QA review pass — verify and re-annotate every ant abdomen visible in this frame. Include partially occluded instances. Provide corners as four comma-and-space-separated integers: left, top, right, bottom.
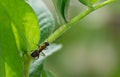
31, 50, 39, 57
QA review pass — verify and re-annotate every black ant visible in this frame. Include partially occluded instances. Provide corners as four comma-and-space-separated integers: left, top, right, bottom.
31, 42, 49, 58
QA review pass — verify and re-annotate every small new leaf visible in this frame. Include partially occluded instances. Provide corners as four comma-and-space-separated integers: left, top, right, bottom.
90, 0, 99, 4
78, 0, 98, 8
28, 0, 55, 44
52, 0, 70, 23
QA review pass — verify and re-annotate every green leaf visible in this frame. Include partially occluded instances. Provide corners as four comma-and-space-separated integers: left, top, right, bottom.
78, 0, 98, 8
0, 46, 5, 77
78, 0, 93, 8
41, 70, 47, 77
0, 0, 40, 76
0, 0, 40, 53
90, 0, 99, 4
29, 60, 45, 77
52, 0, 70, 23
0, 5, 24, 77
60, 0, 70, 22
28, 0, 55, 44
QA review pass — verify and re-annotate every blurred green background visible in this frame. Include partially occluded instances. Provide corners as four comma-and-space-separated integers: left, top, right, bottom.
44, 0, 120, 77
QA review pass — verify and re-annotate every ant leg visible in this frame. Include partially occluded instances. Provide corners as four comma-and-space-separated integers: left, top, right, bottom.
35, 55, 39, 60
41, 52, 46, 56
45, 47, 48, 50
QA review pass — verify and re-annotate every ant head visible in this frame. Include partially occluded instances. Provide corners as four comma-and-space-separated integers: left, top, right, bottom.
44, 42, 49, 46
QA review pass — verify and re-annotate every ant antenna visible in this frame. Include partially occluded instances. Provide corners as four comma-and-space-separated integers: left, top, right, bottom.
32, 42, 40, 48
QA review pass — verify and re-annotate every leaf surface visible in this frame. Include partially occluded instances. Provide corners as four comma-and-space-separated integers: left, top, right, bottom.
0, 5, 24, 77
52, 0, 70, 23
78, 0, 98, 8
0, 0, 40, 76
0, 45, 5, 77
0, 0, 40, 52
28, 0, 55, 44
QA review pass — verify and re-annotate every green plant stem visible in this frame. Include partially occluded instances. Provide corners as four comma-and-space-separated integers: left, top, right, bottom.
47, 0, 115, 43
24, 54, 32, 77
